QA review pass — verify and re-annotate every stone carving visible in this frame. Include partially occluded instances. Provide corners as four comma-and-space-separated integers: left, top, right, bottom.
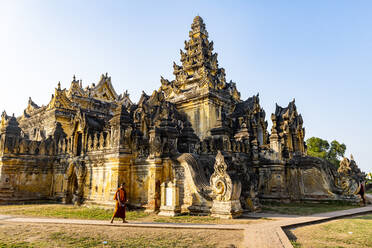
210, 151, 242, 201
336, 155, 365, 195
338, 156, 354, 175
210, 151, 232, 201
210, 151, 243, 218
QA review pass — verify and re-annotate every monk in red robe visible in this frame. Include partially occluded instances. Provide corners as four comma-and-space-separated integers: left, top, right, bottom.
110, 182, 128, 223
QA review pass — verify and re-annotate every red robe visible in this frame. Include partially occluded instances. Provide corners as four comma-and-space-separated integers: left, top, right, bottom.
112, 188, 126, 218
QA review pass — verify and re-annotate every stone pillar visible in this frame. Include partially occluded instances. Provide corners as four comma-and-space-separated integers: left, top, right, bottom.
270, 134, 282, 160
145, 158, 163, 212
82, 132, 87, 155
158, 179, 180, 216
160, 182, 166, 207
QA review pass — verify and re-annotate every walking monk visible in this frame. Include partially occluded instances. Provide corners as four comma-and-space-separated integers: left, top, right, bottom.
110, 182, 128, 223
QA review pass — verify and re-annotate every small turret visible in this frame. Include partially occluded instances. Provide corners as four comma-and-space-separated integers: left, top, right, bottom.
0, 113, 21, 154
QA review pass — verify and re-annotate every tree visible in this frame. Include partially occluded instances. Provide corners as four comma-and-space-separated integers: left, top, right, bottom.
306, 137, 346, 167
306, 137, 329, 159
327, 140, 346, 167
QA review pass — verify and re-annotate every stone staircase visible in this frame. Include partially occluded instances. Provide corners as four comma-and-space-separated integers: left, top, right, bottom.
0, 187, 14, 202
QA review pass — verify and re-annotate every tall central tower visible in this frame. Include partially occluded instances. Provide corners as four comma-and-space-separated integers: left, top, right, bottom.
159, 16, 241, 139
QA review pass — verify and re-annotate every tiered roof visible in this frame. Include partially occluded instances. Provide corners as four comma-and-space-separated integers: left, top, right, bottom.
160, 16, 240, 102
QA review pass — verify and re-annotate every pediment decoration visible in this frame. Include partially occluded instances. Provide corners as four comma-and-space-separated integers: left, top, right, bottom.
118, 90, 133, 109
24, 97, 40, 116
47, 85, 74, 111
91, 73, 118, 102
67, 76, 87, 98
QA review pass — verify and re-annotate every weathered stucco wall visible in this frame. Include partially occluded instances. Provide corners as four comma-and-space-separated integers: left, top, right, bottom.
0, 156, 54, 202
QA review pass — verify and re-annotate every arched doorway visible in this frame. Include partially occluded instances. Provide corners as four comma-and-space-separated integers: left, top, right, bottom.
65, 160, 86, 205
66, 172, 78, 203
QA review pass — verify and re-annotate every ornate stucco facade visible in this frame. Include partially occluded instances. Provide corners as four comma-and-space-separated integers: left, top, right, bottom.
0, 16, 365, 218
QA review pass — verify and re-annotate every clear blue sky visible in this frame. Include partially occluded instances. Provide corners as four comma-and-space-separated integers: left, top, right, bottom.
0, 1, 371, 172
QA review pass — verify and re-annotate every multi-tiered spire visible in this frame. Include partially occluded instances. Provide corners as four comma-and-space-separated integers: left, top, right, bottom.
160, 16, 240, 102
174, 16, 226, 90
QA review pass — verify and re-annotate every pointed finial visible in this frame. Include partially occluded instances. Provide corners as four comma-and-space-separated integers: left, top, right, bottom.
193, 15, 203, 23
57, 81, 61, 90
79, 79, 82, 88
73, 75, 76, 81
105, 72, 108, 77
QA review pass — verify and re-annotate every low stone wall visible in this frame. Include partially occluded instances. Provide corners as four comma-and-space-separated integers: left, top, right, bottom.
0, 155, 54, 202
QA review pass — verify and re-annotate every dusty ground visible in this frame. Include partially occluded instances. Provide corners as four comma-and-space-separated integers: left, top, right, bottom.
288, 214, 372, 248
0, 221, 244, 248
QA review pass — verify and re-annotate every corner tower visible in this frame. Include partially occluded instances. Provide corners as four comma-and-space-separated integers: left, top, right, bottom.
159, 16, 241, 139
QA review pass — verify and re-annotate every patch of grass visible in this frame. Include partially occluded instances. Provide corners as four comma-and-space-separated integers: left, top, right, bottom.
153, 213, 219, 224
290, 240, 302, 248
261, 201, 358, 215
291, 214, 372, 248
0, 204, 148, 221
0, 241, 34, 248
355, 214, 372, 220
366, 189, 372, 194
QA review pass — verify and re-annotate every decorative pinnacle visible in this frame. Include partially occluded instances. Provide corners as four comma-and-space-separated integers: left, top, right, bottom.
73, 75, 76, 81
57, 81, 61, 90
190, 16, 208, 37
193, 16, 204, 25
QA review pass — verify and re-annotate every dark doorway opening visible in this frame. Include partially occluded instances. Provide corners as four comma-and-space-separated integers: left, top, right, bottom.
76, 133, 82, 156
66, 173, 78, 204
